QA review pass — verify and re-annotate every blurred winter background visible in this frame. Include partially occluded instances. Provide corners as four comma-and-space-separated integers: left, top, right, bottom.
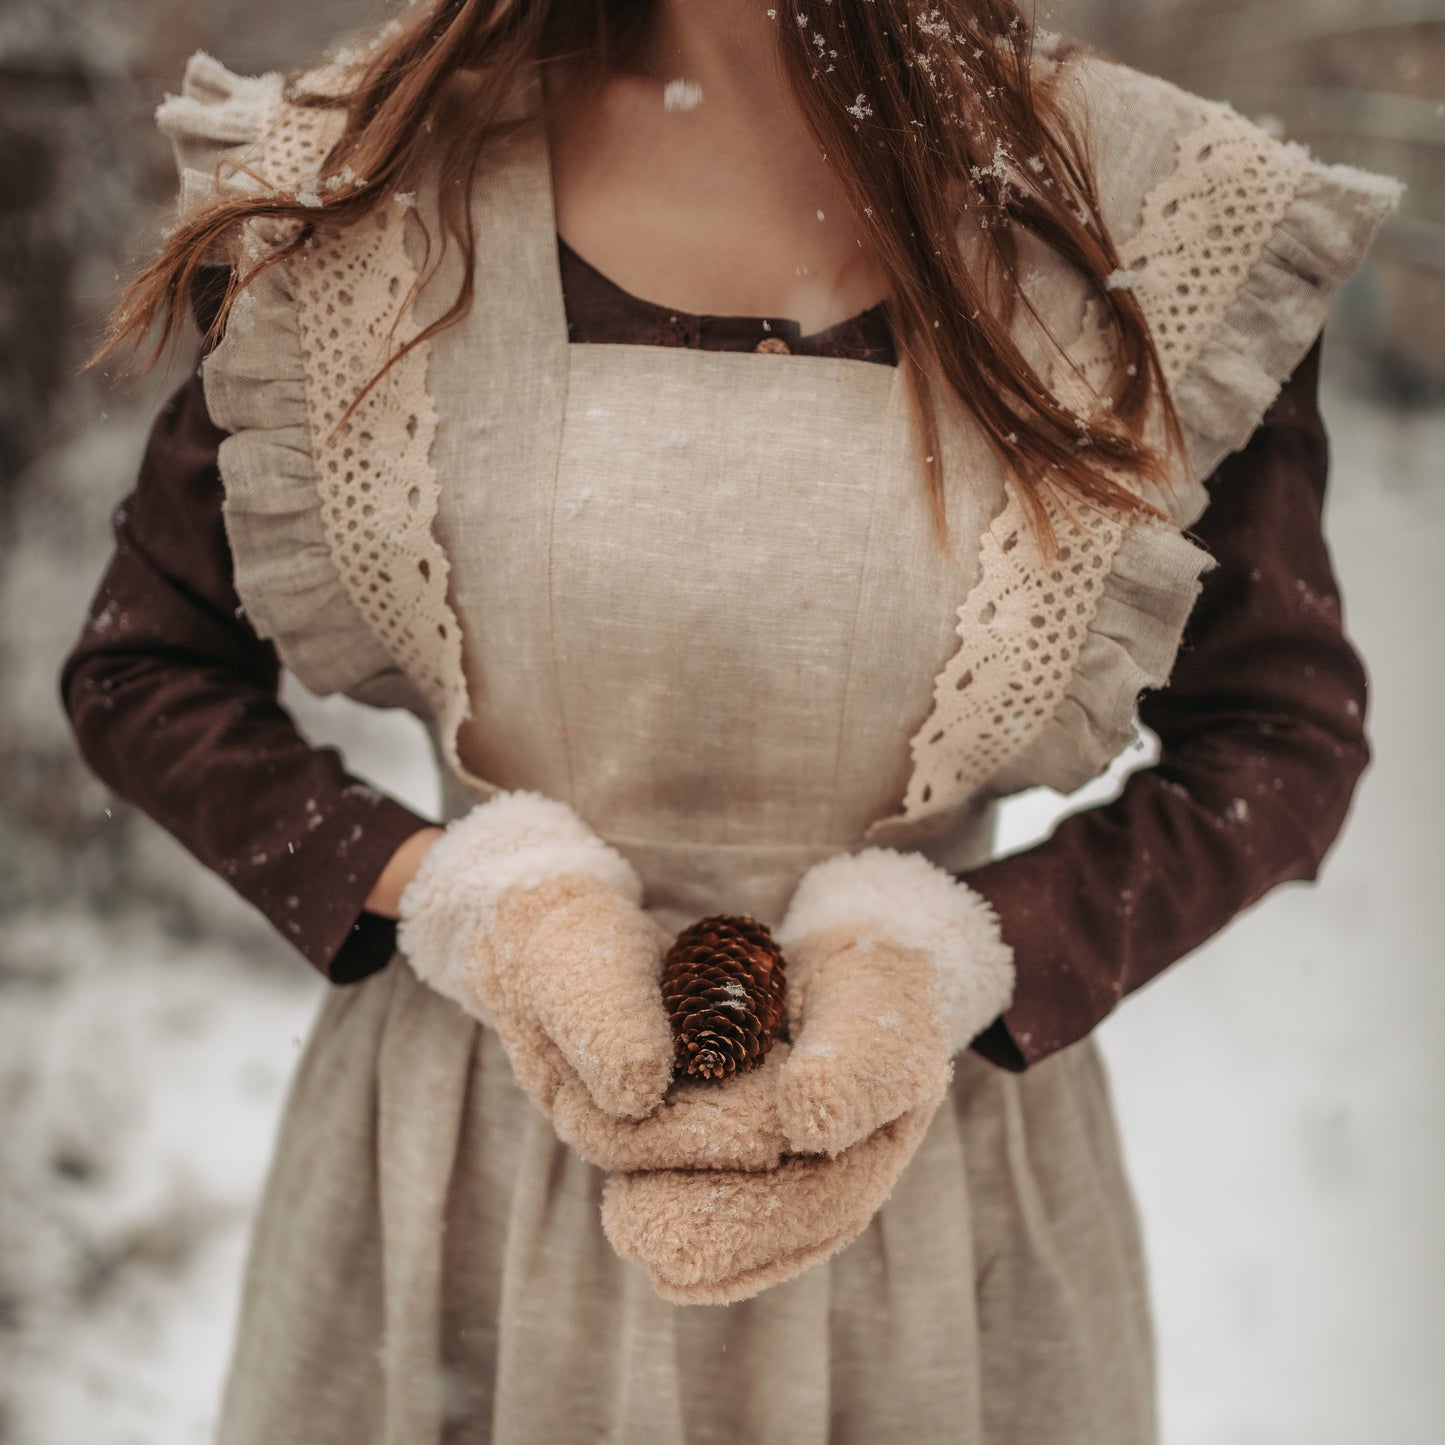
0, 0, 1441, 1439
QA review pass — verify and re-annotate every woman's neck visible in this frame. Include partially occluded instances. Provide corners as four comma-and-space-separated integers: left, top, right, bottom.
542, 1, 892, 334
629, 0, 784, 118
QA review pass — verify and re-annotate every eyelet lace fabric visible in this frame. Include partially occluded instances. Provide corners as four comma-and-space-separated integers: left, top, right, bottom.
1121, 112, 1312, 392
872, 360, 1134, 832
874, 99, 1321, 831
271, 76, 494, 792
169, 55, 496, 794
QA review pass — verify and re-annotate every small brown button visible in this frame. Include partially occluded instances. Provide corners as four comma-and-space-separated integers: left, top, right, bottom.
754, 335, 791, 354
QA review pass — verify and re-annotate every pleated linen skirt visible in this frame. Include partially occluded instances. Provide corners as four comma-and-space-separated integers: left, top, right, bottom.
215, 955, 1157, 1445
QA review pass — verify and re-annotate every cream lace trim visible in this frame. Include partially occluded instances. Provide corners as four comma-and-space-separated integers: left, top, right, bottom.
1118, 102, 1312, 394
880, 436, 1129, 829
254, 78, 491, 795
878, 101, 1310, 828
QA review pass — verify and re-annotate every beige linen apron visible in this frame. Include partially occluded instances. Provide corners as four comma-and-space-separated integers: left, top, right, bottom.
208, 89, 1158, 1445
175, 39, 1400, 1444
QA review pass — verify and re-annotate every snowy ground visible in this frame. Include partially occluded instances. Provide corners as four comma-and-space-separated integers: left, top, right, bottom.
0, 349, 1441, 1443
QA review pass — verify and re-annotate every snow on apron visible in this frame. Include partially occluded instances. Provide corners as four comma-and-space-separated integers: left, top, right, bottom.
163, 37, 1399, 1445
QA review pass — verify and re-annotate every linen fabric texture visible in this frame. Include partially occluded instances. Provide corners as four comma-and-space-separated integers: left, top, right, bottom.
66, 33, 1401, 1444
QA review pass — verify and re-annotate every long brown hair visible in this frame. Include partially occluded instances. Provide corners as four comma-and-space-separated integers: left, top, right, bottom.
96, 0, 1188, 551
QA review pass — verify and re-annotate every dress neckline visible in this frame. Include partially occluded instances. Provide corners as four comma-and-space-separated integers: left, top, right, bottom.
555, 232, 898, 366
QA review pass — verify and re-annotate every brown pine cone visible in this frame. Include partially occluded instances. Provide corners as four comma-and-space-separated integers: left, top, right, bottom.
661, 914, 789, 1082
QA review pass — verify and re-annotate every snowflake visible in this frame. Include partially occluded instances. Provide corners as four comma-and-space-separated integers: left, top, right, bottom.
663, 78, 703, 112
321, 165, 364, 192
914, 8, 953, 39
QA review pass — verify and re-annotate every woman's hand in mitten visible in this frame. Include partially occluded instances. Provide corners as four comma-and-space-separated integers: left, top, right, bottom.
771, 847, 1015, 1156
396, 790, 675, 1120
601, 1075, 947, 1306
549, 1043, 793, 1174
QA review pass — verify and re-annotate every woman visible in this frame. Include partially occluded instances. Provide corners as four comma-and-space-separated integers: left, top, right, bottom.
60, 0, 1401, 1439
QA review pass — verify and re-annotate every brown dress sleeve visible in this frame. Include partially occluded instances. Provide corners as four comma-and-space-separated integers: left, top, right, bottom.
964, 331, 1370, 1071
58, 346, 438, 983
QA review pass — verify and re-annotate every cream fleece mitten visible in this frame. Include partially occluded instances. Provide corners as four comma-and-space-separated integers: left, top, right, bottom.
771, 846, 1015, 1156
396, 790, 675, 1120
549, 1043, 793, 1174
600, 1075, 947, 1306
601, 848, 1013, 1302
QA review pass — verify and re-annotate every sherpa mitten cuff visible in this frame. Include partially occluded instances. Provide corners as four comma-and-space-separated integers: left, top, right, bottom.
396, 789, 643, 1021
774, 845, 1016, 1052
